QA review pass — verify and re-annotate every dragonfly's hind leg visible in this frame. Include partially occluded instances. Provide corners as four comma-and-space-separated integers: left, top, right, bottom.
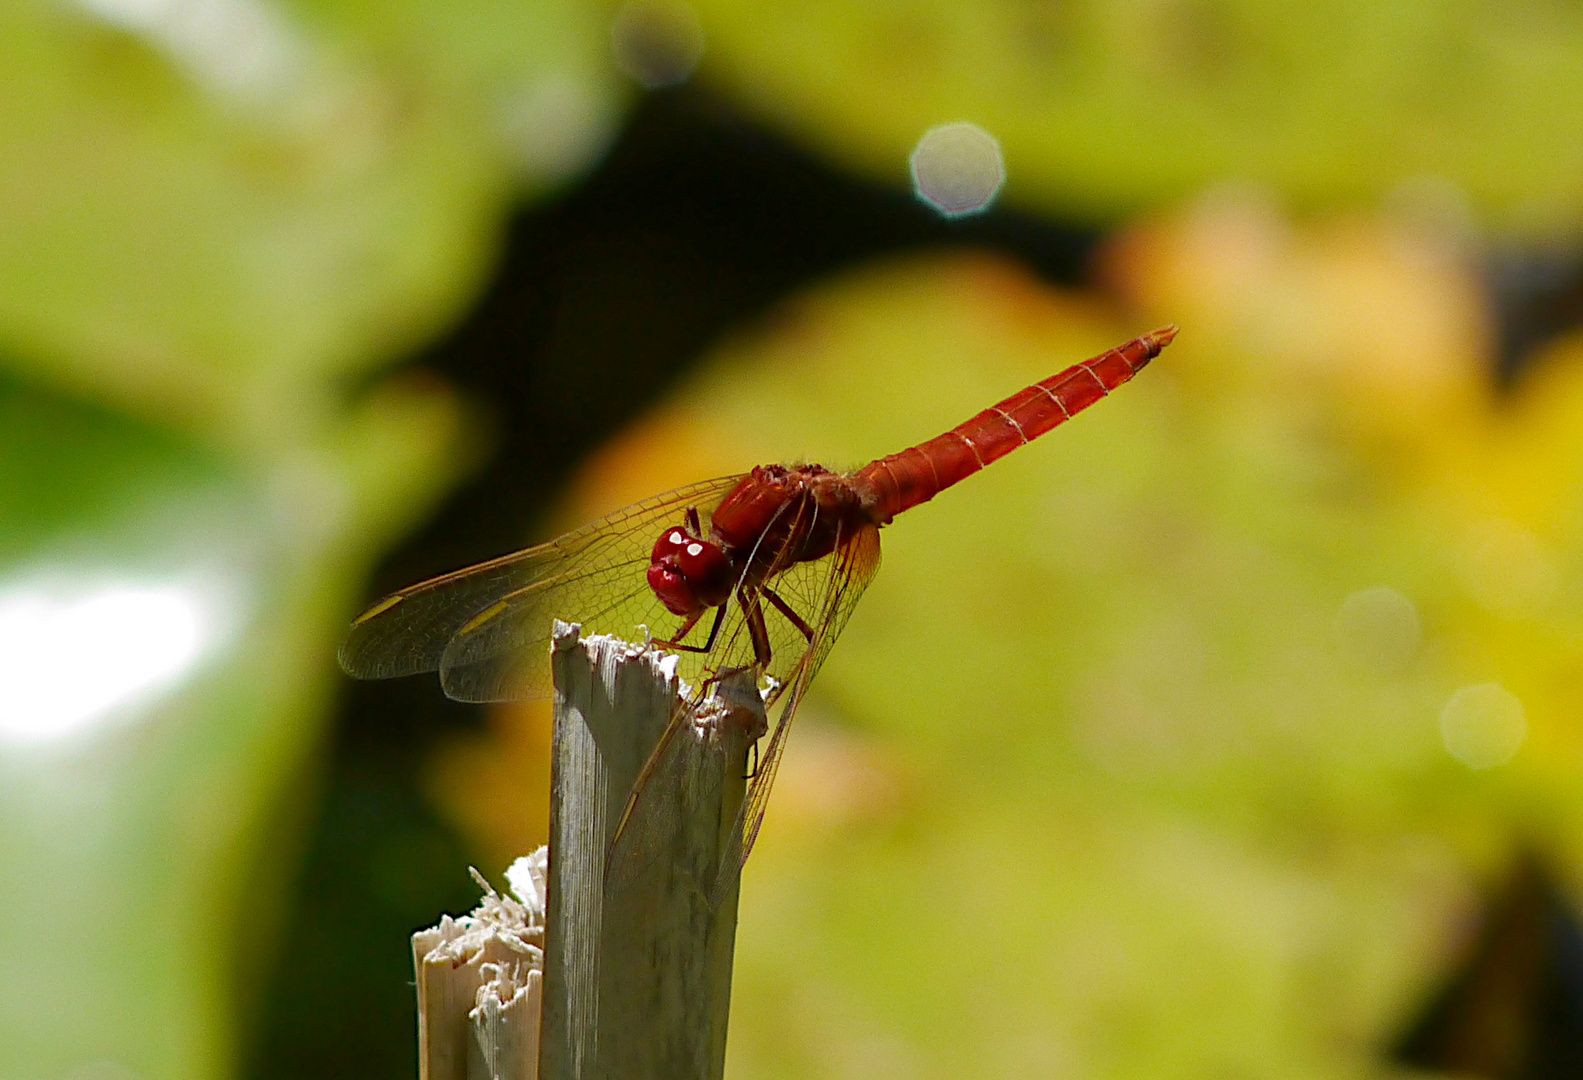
731, 588, 779, 780
739, 589, 774, 669
693, 661, 764, 780
762, 585, 816, 645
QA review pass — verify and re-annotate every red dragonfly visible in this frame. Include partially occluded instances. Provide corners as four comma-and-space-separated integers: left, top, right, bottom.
340, 327, 1175, 889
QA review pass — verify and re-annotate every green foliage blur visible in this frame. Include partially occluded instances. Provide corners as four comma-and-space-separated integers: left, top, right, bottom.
6, 1, 1583, 1079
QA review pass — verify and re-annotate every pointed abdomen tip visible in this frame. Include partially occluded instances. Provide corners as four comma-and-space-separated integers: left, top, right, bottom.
1146, 325, 1179, 351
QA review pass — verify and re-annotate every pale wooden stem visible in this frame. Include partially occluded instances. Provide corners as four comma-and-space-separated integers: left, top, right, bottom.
539, 621, 761, 1080
413, 852, 548, 1080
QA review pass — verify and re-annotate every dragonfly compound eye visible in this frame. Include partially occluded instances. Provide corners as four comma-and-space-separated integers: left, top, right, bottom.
647, 527, 734, 614
646, 560, 696, 616
675, 537, 733, 607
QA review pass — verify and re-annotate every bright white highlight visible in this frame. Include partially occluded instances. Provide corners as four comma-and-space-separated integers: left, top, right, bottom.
1440, 683, 1527, 769
0, 582, 211, 742
74, 0, 305, 102
910, 122, 1006, 218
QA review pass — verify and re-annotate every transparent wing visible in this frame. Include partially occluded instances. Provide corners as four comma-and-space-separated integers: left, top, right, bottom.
337, 476, 747, 702
711, 521, 882, 903
600, 694, 730, 897
605, 513, 882, 899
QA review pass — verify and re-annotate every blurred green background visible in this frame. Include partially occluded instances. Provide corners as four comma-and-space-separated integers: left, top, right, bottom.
7, 1, 1583, 1078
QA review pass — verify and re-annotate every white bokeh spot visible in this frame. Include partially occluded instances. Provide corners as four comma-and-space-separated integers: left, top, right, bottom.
911, 122, 1006, 218
1440, 682, 1526, 770
0, 576, 231, 743
1334, 586, 1421, 673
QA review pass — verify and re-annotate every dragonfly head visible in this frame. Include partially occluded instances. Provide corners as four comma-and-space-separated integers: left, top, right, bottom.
648, 525, 735, 616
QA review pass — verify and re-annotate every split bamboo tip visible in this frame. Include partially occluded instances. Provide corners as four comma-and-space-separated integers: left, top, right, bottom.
413, 848, 549, 1080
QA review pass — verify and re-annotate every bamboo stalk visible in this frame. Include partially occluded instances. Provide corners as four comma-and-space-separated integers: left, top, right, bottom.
413, 851, 548, 1080
539, 621, 761, 1080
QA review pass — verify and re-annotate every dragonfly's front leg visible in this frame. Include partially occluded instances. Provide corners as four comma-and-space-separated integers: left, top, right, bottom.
653, 602, 727, 655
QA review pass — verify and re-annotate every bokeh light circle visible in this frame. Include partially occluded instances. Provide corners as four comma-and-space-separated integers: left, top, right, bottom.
1440, 683, 1526, 769
910, 122, 1006, 218
611, 0, 705, 88
1334, 586, 1421, 673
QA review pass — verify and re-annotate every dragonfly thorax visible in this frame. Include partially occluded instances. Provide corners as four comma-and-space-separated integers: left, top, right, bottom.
647, 525, 735, 616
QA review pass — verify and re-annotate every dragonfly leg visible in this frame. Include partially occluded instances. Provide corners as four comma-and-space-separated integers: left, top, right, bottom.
744, 738, 760, 780
654, 602, 727, 655
698, 601, 726, 652
739, 589, 774, 669
762, 585, 816, 645
656, 609, 701, 647
696, 665, 756, 709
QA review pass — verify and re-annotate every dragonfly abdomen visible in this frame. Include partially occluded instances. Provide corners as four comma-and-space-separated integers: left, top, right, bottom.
855, 326, 1176, 523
